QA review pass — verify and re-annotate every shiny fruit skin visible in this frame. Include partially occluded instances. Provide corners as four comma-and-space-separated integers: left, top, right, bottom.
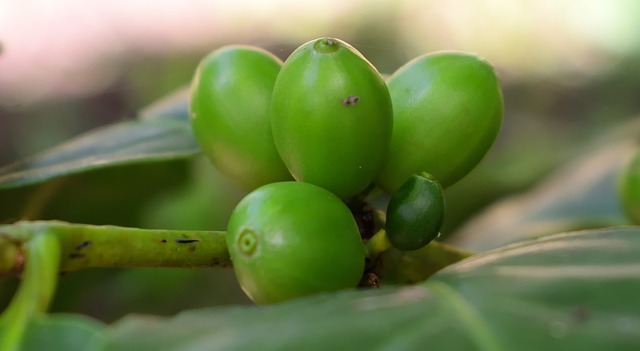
386, 172, 445, 251
271, 37, 393, 199
376, 52, 503, 193
227, 181, 366, 304
190, 45, 291, 191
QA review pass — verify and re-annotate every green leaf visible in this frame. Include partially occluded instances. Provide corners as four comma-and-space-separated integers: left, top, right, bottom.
0, 161, 190, 227
137, 87, 190, 122
139, 156, 246, 231
21, 314, 106, 351
96, 227, 639, 350
0, 88, 197, 190
451, 118, 640, 251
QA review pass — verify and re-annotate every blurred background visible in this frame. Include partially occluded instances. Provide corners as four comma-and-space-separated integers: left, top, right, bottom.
1, 0, 639, 323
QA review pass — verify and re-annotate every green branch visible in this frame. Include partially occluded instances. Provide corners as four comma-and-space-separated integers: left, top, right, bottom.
0, 221, 231, 275
0, 220, 232, 349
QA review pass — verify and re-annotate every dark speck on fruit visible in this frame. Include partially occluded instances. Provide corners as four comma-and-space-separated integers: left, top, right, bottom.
342, 95, 360, 106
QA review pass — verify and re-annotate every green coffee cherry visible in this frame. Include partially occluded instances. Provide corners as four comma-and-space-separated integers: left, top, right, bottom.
376, 52, 503, 193
620, 150, 640, 224
271, 37, 393, 199
227, 181, 366, 304
386, 172, 445, 251
190, 45, 291, 191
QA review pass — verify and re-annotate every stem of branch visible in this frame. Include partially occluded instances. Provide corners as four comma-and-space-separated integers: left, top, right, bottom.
0, 220, 231, 276
0, 232, 60, 351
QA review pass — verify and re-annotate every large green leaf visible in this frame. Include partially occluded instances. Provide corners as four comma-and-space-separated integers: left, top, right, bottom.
0, 161, 190, 227
44, 226, 631, 350
137, 87, 190, 122
0, 88, 196, 190
21, 314, 105, 351
451, 118, 640, 251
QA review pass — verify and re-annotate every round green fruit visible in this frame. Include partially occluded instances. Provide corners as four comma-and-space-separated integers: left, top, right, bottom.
620, 150, 640, 224
386, 172, 445, 251
271, 37, 393, 199
376, 52, 503, 193
190, 45, 291, 191
227, 181, 366, 304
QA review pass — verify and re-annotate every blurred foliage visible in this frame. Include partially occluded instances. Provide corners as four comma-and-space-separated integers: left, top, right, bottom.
0, 161, 190, 227
451, 118, 638, 251
49, 268, 250, 324
140, 156, 246, 232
